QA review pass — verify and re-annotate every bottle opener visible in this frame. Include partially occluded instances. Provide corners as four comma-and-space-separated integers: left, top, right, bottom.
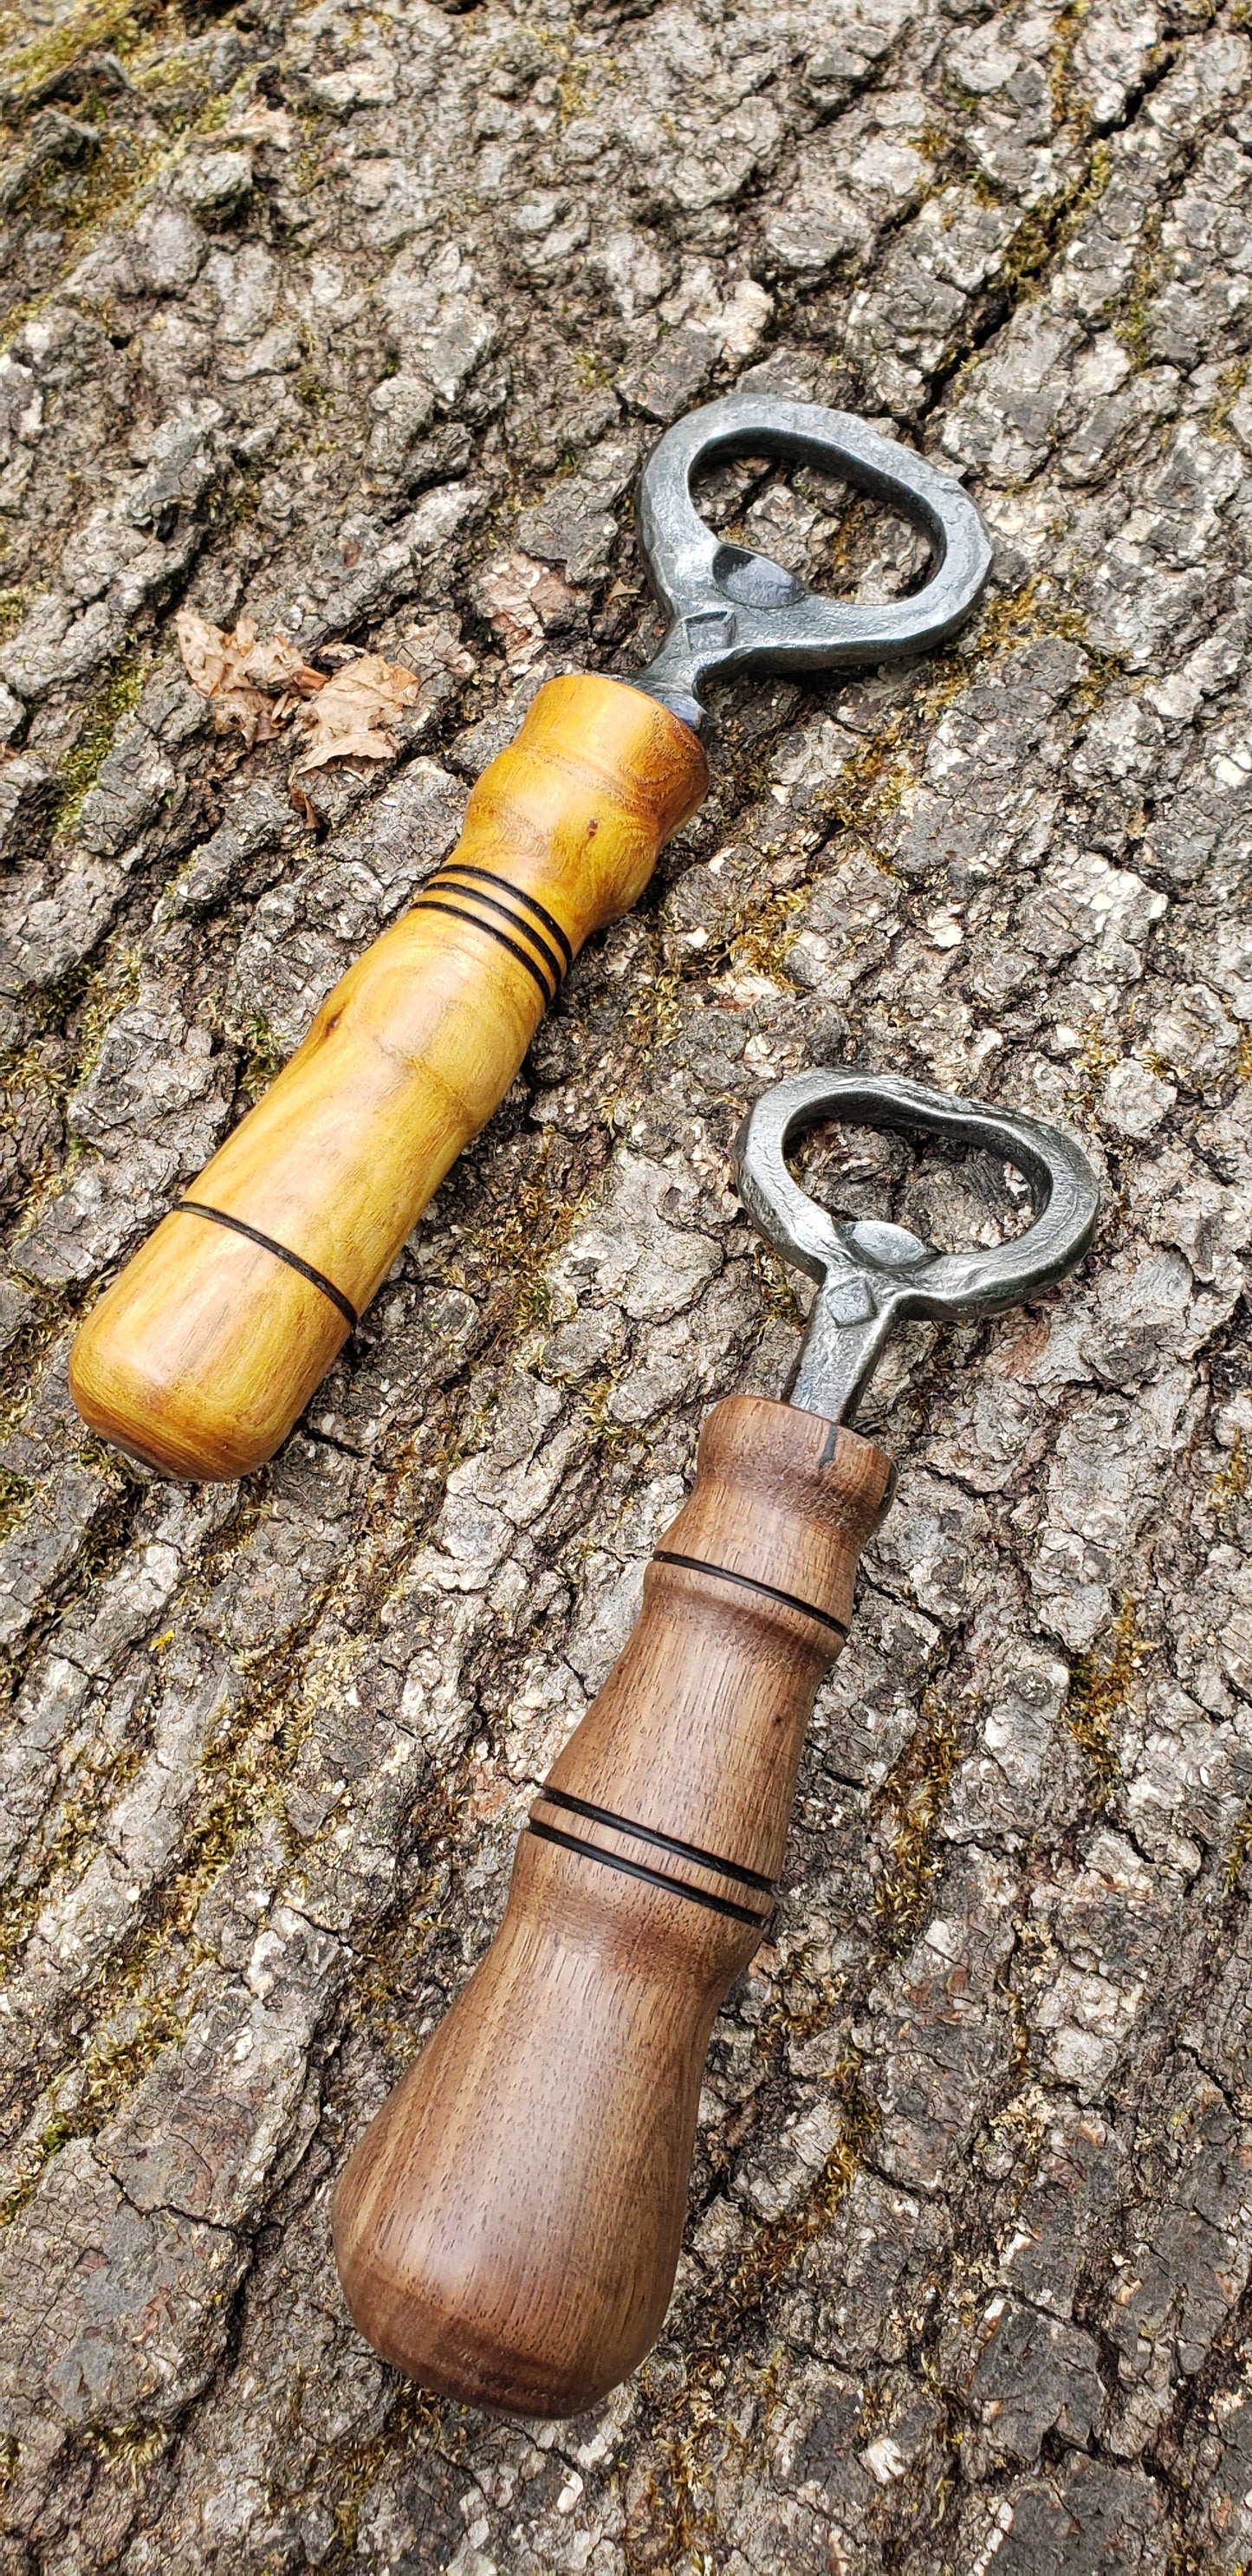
70, 402, 991, 1481
333, 1068, 1097, 2418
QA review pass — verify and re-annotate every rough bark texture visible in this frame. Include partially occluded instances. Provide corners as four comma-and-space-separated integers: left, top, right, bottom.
0, 0, 1250, 2566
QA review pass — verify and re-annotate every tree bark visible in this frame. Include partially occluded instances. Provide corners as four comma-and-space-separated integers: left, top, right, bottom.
0, 0, 1250, 2567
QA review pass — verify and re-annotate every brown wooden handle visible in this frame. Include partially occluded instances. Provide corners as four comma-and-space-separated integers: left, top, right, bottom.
332, 1398, 892, 2417
68, 677, 706, 1481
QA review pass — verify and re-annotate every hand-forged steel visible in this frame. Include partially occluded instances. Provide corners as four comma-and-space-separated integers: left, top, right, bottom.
735, 1070, 1100, 1425
632, 395, 992, 730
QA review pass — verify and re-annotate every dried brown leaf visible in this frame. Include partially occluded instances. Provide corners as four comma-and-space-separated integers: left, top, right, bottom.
289, 652, 422, 784
175, 609, 324, 749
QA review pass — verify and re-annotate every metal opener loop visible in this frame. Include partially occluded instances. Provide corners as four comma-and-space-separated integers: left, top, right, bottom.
632, 396, 993, 730
735, 1070, 1100, 1425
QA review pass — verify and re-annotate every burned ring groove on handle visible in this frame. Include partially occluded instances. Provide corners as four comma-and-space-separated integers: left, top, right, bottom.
439, 865, 574, 970
527, 1783, 777, 1928
174, 1203, 360, 1330
412, 863, 576, 1003
652, 1549, 848, 1638
529, 1781, 778, 1891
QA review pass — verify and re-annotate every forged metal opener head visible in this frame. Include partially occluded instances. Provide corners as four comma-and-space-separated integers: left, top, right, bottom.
632, 394, 993, 731
736, 1070, 1100, 1425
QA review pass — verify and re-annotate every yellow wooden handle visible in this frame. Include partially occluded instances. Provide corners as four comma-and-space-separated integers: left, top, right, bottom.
68, 676, 706, 1481
332, 1400, 893, 2415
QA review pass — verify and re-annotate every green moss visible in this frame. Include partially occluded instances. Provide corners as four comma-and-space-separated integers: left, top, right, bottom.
81, 2420, 170, 2481
0, 1288, 81, 1445
1002, 140, 1113, 308
0, 1994, 188, 2227
871, 1701, 965, 1952
1207, 357, 1249, 437
289, 146, 326, 201
0, 945, 146, 1244
1228, 1778, 1252, 1891
135, 52, 249, 137
1210, 1428, 1250, 1520
0, 1574, 349, 2184
750, 1236, 804, 1332
239, 1010, 288, 1103
579, 1372, 644, 1457
55, 126, 165, 240
940, 76, 989, 119
442, 1130, 602, 1348
1048, 0, 1093, 127
0, 0, 147, 111
514, 1271, 553, 1333
0, 0, 237, 120
911, 120, 956, 164
0, 1462, 32, 1546
55, 656, 148, 829
0, 17, 243, 355
328, 2385, 449, 2553
70, 943, 144, 1087
0, 946, 152, 1269
814, 716, 912, 875
1064, 1598, 1147, 1813
0, 2120, 75, 2227
727, 881, 808, 983
1101, 192, 1165, 370
924, 581, 1125, 730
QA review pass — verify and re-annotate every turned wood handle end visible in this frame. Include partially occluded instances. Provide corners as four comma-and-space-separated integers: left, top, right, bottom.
69, 676, 706, 1481
333, 1405, 892, 2412
68, 1210, 350, 1482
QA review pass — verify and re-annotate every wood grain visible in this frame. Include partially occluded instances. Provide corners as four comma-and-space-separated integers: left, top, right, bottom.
333, 1398, 893, 2417
68, 676, 707, 1481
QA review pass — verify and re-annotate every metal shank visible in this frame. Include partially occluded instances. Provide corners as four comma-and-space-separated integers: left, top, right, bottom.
735, 1070, 1100, 1424
633, 396, 992, 729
